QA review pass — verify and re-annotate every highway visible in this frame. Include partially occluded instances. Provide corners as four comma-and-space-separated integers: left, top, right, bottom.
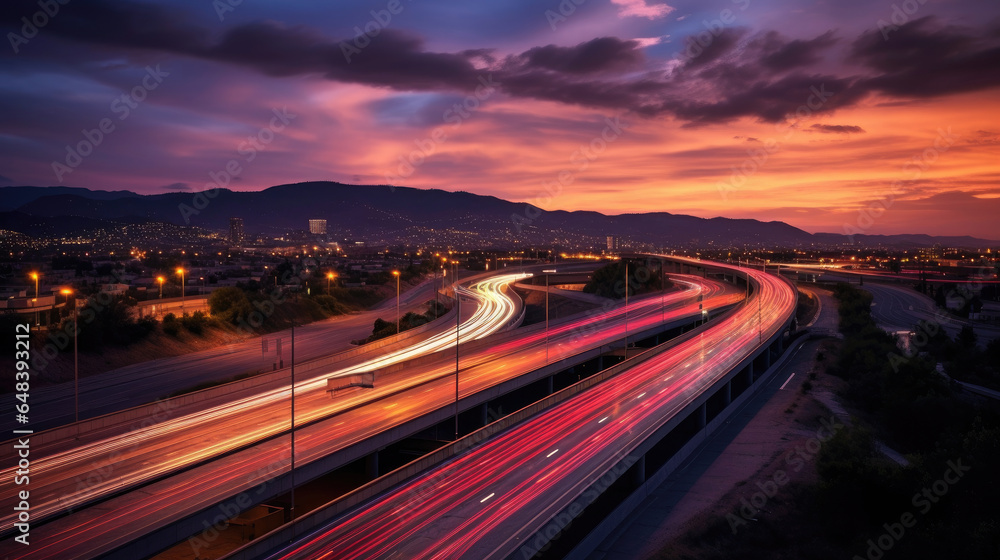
861, 282, 1000, 344
2, 275, 738, 559
785, 265, 999, 344
0, 274, 453, 431
0, 273, 526, 532
264, 261, 795, 560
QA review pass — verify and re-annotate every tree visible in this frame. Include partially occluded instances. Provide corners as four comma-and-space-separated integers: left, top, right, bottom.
208, 287, 252, 325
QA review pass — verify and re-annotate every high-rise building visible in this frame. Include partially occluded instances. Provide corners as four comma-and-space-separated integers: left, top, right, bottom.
309, 219, 327, 236
607, 236, 619, 251
229, 217, 245, 246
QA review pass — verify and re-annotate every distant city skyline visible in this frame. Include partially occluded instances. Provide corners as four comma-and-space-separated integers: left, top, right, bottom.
1, 0, 998, 238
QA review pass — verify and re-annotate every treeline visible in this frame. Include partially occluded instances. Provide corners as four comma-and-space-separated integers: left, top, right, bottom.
582, 259, 672, 299
813, 283, 1000, 559
360, 300, 449, 344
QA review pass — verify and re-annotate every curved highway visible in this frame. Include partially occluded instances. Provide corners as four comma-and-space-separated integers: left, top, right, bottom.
4, 275, 737, 559
266, 260, 795, 560
0, 274, 527, 536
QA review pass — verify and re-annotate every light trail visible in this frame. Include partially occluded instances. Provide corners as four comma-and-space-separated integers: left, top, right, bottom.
267, 260, 795, 560
4, 273, 737, 559
0, 274, 528, 530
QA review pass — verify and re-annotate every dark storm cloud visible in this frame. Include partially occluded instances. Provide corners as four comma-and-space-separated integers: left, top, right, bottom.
510, 37, 645, 74
751, 30, 838, 72
851, 17, 1000, 98
811, 124, 866, 133
4, 1, 1000, 127
682, 28, 747, 68
1, 0, 208, 53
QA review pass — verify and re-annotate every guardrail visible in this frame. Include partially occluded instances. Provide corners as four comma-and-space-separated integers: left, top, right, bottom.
3, 299, 460, 451
221, 301, 745, 560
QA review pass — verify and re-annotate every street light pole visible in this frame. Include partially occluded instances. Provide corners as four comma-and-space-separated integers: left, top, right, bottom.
661, 259, 665, 323
455, 281, 460, 440
176, 268, 185, 309
624, 261, 629, 353
61, 289, 78, 424
30, 272, 39, 328
290, 321, 296, 520
392, 270, 401, 334
545, 273, 550, 363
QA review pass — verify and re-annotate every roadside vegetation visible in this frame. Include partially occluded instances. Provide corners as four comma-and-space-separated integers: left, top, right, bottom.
359, 300, 449, 344
654, 282, 1000, 560
582, 258, 672, 299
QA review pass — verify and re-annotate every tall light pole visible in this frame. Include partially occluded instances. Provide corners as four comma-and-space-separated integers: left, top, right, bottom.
545, 272, 550, 363
30, 272, 40, 328
454, 273, 460, 440
61, 289, 78, 424
624, 261, 629, 353
290, 321, 296, 520
661, 259, 666, 323
327, 271, 336, 294
157, 276, 165, 299
176, 268, 186, 309
392, 270, 401, 333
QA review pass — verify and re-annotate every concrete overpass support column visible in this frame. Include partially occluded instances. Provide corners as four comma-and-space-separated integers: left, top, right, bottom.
547, 376, 554, 395
631, 455, 646, 488
366, 451, 379, 479
724, 380, 732, 406
480, 403, 489, 427
745, 363, 754, 385
698, 403, 707, 429
762, 349, 771, 371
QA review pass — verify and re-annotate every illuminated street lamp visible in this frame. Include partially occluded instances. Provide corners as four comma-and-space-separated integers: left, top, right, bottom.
176, 268, 186, 308
157, 276, 165, 299
61, 288, 79, 424
29, 272, 40, 327
326, 272, 336, 294
392, 270, 401, 333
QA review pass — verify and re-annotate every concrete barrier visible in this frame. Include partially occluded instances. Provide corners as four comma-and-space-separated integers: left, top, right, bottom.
219, 302, 745, 560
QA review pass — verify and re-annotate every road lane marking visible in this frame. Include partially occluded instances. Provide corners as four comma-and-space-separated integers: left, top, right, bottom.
780, 372, 795, 390
480, 492, 495, 503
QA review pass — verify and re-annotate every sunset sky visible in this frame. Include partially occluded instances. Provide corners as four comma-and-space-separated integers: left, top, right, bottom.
2, 0, 999, 238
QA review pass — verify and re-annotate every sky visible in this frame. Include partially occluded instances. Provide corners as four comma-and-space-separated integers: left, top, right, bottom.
1, 0, 999, 238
